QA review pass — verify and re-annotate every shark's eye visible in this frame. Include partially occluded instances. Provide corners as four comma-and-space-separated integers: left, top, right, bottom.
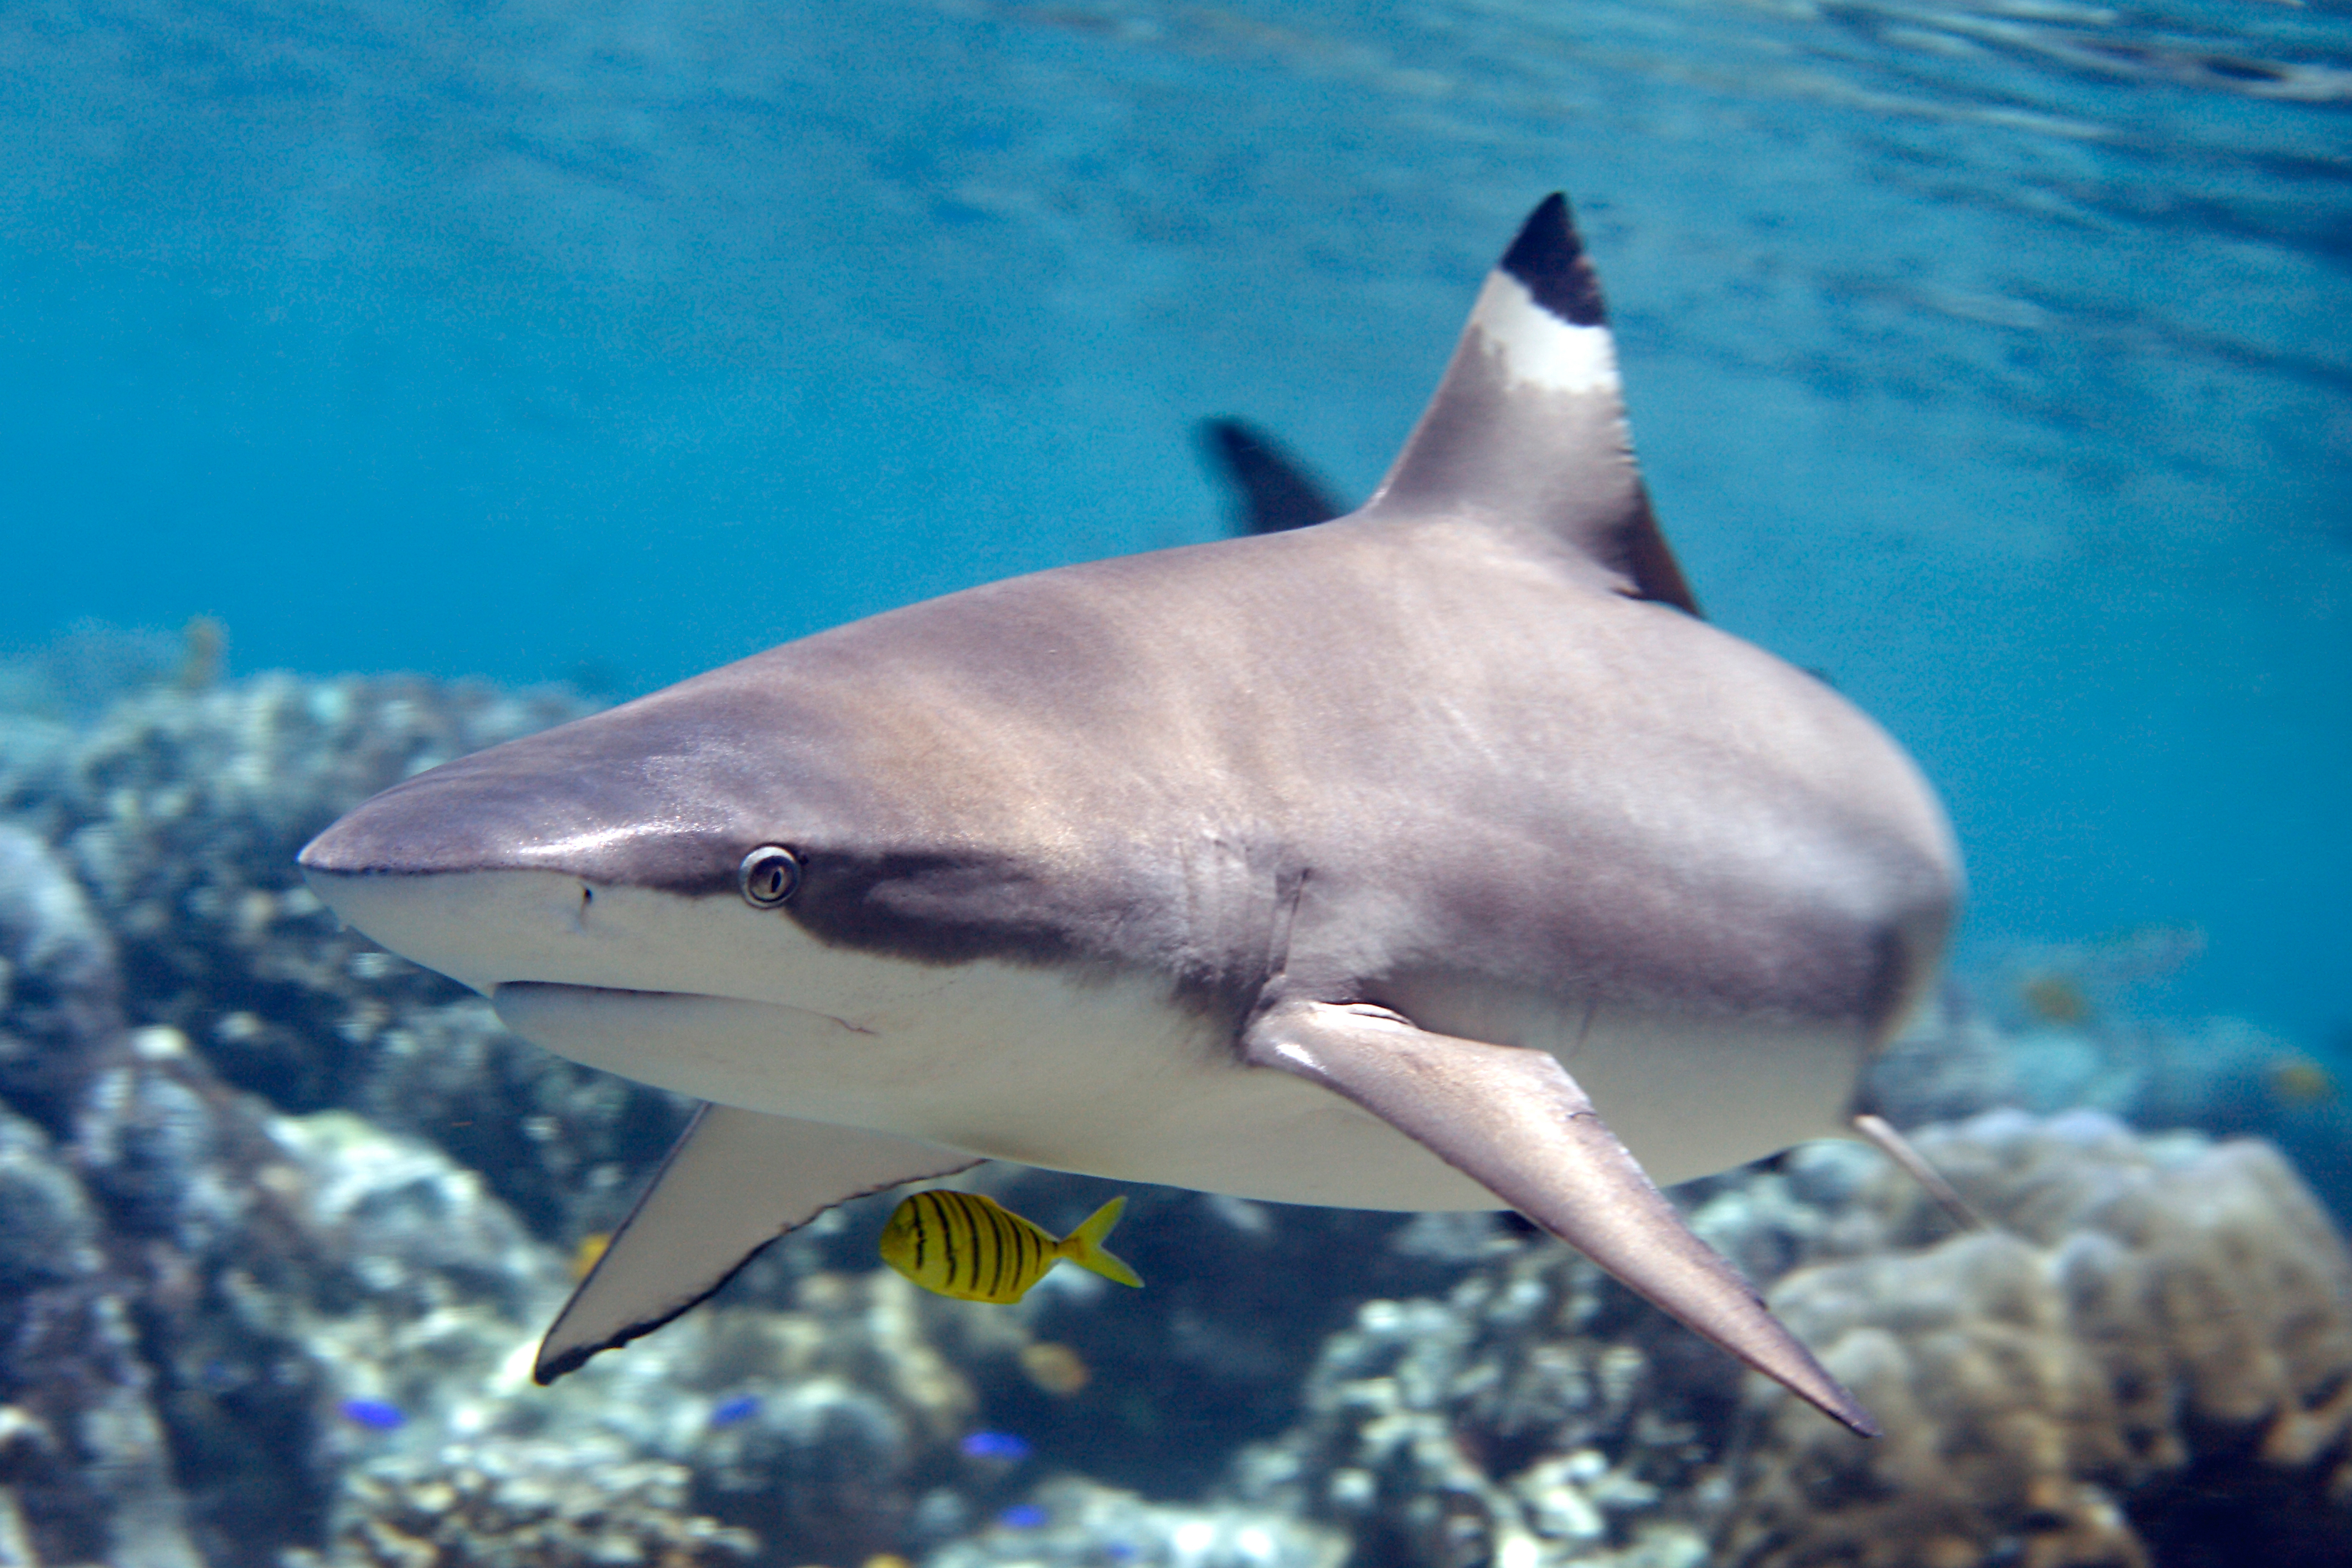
737, 846, 802, 908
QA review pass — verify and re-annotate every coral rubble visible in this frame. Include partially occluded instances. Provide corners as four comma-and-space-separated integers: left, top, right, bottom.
931, 1477, 1345, 1568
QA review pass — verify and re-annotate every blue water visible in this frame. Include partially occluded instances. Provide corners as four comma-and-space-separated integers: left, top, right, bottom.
3, 1, 2347, 1046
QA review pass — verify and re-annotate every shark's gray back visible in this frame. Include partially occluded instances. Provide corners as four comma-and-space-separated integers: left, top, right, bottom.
374, 505, 1946, 1056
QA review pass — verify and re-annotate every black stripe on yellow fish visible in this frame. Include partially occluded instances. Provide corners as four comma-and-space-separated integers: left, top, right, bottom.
985, 1199, 1007, 1296
923, 1191, 949, 1291
959, 1195, 984, 1294
983, 1194, 1001, 1297
951, 1195, 975, 1294
878, 1190, 1144, 1304
978, 1194, 1010, 1296
1004, 1211, 1023, 1288
965, 1194, 989, 1294
929, 1192, 959, 1291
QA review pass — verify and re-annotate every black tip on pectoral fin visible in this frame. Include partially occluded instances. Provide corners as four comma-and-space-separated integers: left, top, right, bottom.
1500, 193, 1609, 329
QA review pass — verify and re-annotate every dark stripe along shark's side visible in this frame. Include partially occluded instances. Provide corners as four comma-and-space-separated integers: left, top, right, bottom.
299, 195, 1959, 1436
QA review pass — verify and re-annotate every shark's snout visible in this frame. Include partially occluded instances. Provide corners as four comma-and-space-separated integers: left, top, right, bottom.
297, 705, 783, 996
299, 704, 760, 895
298, 763, 559, 880
296, 708, 929, 1018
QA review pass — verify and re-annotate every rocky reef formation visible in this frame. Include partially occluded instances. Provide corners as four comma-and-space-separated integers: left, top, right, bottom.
0, 673, 693, 1245
1730, 1112, 2352, 1568
1219, 1112, 2352, 1568
4, 664, 2350, 1568
1867, 988, 2352, 1226
315, 1437, 757, 1568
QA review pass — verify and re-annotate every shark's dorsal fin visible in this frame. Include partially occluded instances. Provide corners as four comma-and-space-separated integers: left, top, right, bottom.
1367, 194, 1700, 617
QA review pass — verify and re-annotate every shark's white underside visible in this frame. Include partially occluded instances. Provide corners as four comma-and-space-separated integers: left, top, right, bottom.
326, 868, 1860, 1202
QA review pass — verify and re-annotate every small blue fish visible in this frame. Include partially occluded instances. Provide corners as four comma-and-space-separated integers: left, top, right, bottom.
339, 1398, 406, 1431
710, 1394, 762, 1428
960, 1430, 1032, 1461
999, 1505, 1048, 1530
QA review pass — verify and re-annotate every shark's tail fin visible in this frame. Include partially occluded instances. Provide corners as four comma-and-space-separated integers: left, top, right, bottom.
1059, 1197, 1144, 1288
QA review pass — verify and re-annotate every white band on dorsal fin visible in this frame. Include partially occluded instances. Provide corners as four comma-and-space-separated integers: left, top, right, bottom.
1468, 269, 1623, 398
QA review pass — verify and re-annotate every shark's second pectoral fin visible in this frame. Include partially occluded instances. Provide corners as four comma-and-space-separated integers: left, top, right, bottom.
1242, 998, 1877, 1436
536, 1105, 978, 1383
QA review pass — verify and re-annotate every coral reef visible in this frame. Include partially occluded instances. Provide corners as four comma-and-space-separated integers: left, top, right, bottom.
0, 1099, 202, 1568
615, 1272, 982, 1562
930, 1477, 1345, 1568
0, 823, 125, 1128
1224, 1234, 1718, 1568
1869, 993, 2352, 1224
314, 1437, 755, 1568
5, 668, 2351, 1568
1210, 1113, 2352, 1568
905, 1168, 1477, 1500
1726, 1112, 2352, 1568
0, 674, 688, 1241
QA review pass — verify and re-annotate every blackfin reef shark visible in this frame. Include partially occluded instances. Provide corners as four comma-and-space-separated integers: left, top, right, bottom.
299, 195, 1960, 1436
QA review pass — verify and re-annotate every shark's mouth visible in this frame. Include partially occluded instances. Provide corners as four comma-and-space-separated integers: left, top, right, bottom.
495, 980, 862, 1033
483, 974, 1225, 1174
491, 982, 879, 1117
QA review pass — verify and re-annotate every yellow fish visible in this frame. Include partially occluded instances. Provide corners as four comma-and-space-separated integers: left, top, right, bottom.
2018, 970, 2093, 1026
569, 1232, 612, 1281
879, 1191, 1142, 1304
2271, 1056, 2338, 1105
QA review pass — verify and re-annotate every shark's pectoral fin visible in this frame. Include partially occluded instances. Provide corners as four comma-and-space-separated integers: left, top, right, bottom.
1853, 1112, 1986, 1234
536, 1105, 978, 1383
1242, 998, 1877, 1437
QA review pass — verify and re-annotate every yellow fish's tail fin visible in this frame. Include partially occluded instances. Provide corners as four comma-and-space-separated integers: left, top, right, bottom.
1059, 1197, 1143, 1289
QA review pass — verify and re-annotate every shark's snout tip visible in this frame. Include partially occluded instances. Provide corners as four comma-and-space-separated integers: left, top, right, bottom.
296, 806, 430, 880
295, 758, 555, 882
295, 826, 354, 875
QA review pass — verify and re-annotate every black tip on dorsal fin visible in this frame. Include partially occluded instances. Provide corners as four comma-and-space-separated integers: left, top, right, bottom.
1364, 194, 1703, 620
1501, 193, 1609, 329
1197, 418, 1352, 535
